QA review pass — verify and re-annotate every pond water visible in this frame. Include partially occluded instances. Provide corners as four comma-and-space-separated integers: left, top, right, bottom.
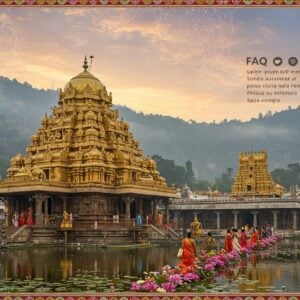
0, 238, 299, 292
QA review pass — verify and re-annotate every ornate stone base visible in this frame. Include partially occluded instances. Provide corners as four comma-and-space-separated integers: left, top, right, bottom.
0, 293, 298, 300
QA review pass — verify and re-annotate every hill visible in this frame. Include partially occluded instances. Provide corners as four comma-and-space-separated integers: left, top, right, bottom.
0, 76, 299, 181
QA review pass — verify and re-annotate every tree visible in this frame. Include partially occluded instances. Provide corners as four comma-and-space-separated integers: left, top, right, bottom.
271, 162, 300, 189
152, 155, 187, 188
212, 168, 234, 193
185, 160, 196, 186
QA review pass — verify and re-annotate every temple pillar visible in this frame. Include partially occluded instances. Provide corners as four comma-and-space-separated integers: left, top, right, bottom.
233, 211, 240, 229
35, 194, 44, 226
125, 196, 131, 225
153, 199, 158, 223
44, 197, 49, 225
292, 211, 298, 230
4, 199, 9, 227
251, 211, 259, 228
165, 199, 170, 225
272, 210, 279, 230
173, 211, 179, 229
215, 211, 221, 230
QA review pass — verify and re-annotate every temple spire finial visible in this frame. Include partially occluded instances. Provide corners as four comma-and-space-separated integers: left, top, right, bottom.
83, 55, 88, 72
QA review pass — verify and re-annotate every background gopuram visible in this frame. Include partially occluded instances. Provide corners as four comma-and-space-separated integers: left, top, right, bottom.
231, 150, 284, 198
0, 57, 176, 242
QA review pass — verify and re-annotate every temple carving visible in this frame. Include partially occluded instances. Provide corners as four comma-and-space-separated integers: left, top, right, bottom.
0, 57, 175, 236
231, 151, 284, 198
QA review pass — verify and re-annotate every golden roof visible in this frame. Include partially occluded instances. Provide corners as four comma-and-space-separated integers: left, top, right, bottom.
3, 56, 175, 197
64, 70, 104, 95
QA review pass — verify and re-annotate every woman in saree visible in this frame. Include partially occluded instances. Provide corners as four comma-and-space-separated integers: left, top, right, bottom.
232, 228, 241, 252
224, 229, 233, 253
249, 227, 259, 246
178, 231, 197, 274
239, 228, 248, 248
157, 211, 163, 227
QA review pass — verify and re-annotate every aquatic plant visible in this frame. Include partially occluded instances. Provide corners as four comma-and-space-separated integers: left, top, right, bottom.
129, 234, 282, 292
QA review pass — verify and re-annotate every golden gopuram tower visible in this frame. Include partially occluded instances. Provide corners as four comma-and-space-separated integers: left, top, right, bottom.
231, 150, 284, 198
0, 57, 176, 234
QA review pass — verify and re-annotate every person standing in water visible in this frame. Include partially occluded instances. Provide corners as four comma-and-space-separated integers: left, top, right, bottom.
178, 231, 197, 274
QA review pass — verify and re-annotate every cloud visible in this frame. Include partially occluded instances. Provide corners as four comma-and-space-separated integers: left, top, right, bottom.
0, 8, 300, 123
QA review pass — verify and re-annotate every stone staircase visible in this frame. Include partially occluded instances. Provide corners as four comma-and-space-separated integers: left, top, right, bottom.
10, 225, 31, 243
29, 226, 58, 244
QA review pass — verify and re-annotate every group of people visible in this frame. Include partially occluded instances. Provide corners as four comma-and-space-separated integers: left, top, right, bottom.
134, 211, 163, 227
12, 208, 34, 227
224, 224, 275, 253
178, 223, 276, 274
224, 228, 246, 253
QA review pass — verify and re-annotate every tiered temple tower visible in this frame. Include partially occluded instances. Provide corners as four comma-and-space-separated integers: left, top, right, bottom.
231, 151, 284, 198
0, 57, 175, 231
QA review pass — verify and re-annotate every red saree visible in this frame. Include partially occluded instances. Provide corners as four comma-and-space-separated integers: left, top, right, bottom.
240, 231, 247, 248
224, 233, 233, 253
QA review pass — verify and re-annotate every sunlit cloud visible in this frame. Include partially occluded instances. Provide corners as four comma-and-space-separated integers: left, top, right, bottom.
0, 8, 299, 123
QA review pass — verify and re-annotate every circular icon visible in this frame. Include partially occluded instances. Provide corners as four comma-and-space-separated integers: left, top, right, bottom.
273, 57, 283, 66
288, 57, 298, 67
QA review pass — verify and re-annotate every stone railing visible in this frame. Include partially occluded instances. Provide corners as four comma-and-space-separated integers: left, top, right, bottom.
170, 196, 299, 205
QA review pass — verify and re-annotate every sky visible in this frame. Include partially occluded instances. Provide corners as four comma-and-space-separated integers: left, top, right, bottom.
0, 8, 300, 122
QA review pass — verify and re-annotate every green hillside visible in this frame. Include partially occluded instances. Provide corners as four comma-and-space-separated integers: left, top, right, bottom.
0, 76, 299, 183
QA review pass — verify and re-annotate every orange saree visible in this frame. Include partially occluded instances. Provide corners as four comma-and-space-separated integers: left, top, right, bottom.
249, 230, 259, 245
178, 238, 196, 273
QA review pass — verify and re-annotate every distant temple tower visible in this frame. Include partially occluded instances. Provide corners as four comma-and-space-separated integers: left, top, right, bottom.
0, 57, 175, 231
231, 150, 284, 198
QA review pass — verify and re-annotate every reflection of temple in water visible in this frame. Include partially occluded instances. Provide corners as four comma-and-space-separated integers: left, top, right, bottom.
0, 245, 177, 281
0, 57, 175, 243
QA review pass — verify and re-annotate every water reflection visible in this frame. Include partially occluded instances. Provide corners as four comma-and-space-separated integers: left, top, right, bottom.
0, 239, 299, 292
216, 239, 300, 292
0, 245, 178, 282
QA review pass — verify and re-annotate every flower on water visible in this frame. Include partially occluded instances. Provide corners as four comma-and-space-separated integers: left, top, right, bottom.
156, 287, 167, 293
241, 247, 250, 255
168, 274, 182, 285
141, 281, 159, 292
215, 259, 225, 268
183, 272, 199, 282
227, 253, 235, 260
204, 263, 215, 272
130, 282, 142, 291
161, 282, 177, 292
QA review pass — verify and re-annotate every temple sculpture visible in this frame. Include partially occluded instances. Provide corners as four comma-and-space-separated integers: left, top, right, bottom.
231, 150, 284, 198
190, 217, 202, 238
0, 57, 175, 233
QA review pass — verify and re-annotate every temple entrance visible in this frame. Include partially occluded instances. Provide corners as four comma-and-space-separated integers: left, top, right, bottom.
239, 211, 253, 227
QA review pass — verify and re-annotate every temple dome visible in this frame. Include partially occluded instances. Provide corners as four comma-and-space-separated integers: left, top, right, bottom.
64, 70, 104, 95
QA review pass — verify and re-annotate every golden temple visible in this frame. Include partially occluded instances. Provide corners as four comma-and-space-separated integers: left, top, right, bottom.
0, 57, 175, 235
231, 150, 284, 198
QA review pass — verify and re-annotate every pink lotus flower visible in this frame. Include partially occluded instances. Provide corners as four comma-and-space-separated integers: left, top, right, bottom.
168, 274, 182, 285
130, 282, 142, 291
183, 272, 199, 282
161, 282, 177, 292
204, 263, 215, 271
